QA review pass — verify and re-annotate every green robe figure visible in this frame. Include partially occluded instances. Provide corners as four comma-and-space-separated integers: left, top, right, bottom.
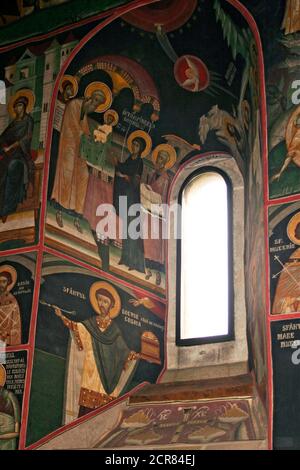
0, 365, 20, 450
54, 283, 140, 419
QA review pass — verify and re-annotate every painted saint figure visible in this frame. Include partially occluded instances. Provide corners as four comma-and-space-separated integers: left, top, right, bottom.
142, 144, 176, 286
174, 55, 209, 93
58, 75, 78, 104
0, 265, 21, 346
51, 81, 112, 233
93, 109, 118, 144
82, 109, 119, 269
182, 57, 200, 92
272, 212, 300, 315
112, 130, 152, 273
0, 90, 35, 223
0, 365, 21, 450
53, 281, 139, 420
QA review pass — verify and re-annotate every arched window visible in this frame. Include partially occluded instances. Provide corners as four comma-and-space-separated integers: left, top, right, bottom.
164, 155, 247, 383
176, 167, 234, 346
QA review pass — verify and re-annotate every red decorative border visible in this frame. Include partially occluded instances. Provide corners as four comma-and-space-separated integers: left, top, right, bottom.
227, 0, 273, 450
0, 1, 151, 53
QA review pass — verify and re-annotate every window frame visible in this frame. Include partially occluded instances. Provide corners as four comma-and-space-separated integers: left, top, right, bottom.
176, 165, 234, 347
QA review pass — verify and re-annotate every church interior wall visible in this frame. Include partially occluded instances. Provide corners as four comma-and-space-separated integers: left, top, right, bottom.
0, 0, 299, 450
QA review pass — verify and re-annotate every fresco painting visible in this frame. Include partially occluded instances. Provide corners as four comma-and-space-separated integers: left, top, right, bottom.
26, 254, 165, 445
0, 0, 292, 449
0, 254, 35, 346
0, 351, 27, 450
0, 254, 33, 449
0, 34, 78, 250
95, 400, 258, 448
269, 202, 300, 315
271, 319, 300, 449
42, 0, 263, 300
261, 0, 300, 199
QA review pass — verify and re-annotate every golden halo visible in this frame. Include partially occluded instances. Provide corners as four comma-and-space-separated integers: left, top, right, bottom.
0, 265, 17, 292
127, 130, 152, 158
152, 144, 177, 170
287, 212, 300, 245
0, 365, 6, 387
84, 82, 112, 113
89, 281, 121, 319
8, 89, 35, 118
104, 109, 119, 126
59, 74, 78, 98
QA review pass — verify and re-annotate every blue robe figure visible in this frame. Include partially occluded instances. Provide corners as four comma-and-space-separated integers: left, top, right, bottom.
0, 95, 34, 222
113, 137, 146, 273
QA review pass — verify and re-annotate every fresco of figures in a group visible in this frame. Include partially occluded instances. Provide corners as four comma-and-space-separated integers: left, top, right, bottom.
42, 0, 264, 299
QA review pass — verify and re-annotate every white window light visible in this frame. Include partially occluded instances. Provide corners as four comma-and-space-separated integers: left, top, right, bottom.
177, 168, 233, 345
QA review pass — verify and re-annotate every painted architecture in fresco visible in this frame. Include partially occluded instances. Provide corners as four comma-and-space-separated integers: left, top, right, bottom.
0, 0, 300, 451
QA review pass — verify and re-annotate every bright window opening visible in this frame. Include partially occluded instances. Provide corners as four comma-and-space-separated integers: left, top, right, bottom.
177, 169, 233, 345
